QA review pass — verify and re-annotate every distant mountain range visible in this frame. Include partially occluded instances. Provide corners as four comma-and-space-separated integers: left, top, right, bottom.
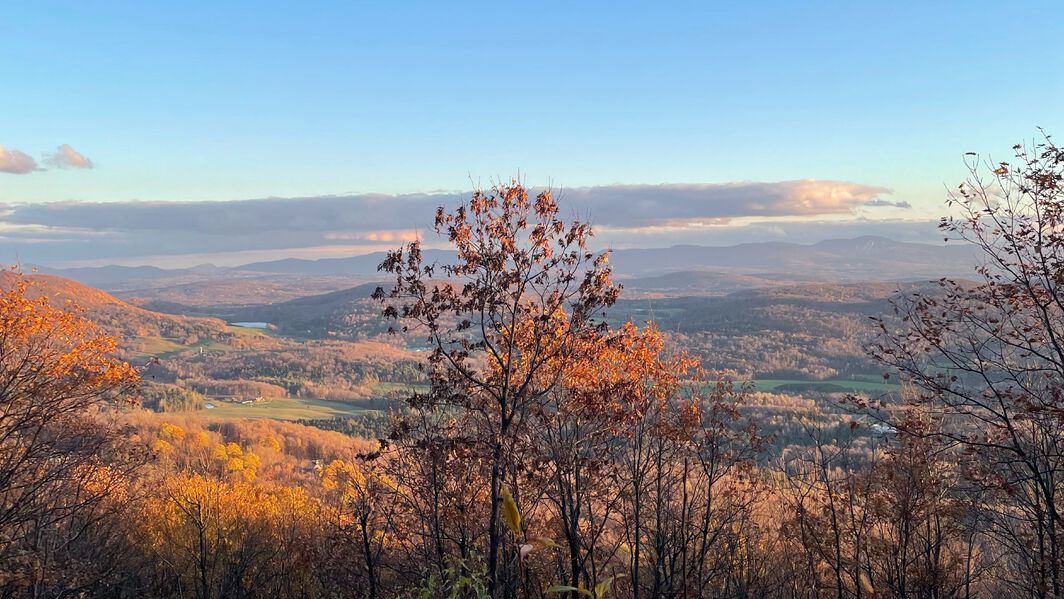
608, 236, 978, 281
36, 236, 981, 291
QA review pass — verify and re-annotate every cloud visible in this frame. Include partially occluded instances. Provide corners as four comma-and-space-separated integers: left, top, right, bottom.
0, 144, 95, 174
1, 180, 893, 233
44, 144, 94, 169
559, 180, 894, 227
0, 179, 906, 265
864, 198, 911, 208
0, 146, 38, 174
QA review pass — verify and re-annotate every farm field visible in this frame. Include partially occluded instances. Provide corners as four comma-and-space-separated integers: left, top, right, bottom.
128, 326, 273, 357
226, 324, 276, 337
127, 336, 234, 359
192, 397, 380, 421
750, 378, 898, 394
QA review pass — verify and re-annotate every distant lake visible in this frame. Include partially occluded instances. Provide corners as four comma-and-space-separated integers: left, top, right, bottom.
231, 322, 270, 329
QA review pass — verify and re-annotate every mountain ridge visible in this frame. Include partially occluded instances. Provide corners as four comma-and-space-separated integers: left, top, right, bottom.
36, 236, 978, 288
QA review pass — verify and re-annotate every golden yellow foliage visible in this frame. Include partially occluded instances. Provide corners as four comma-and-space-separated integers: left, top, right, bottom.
159, 422, 185, 442
262, 434, 282, 452
139, 473, 322, 595
210, 441, 260, 481
151, 439, 173, 455
0, 270, 138, 404
501, 485, 521, 535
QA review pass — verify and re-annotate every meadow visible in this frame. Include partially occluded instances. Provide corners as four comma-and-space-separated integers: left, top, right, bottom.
749, 378, 898, 393
193, 397, 379, 420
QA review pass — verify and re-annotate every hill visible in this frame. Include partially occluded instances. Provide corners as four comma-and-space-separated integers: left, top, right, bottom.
139, 273, 933, 382
38, 237, 982, 290
236, 249, 456, 275
0, 272, 232, 352
621, 270, 809, 295
30, 264, 231, 289
236, 237, 978, 281
145, 280, 461, 340
118, 275, 371, 307
610, 281, 932, 379
226, 281, 382, 334
608, 236, 979, 279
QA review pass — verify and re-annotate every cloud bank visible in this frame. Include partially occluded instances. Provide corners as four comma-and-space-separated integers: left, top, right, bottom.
560, 181, 893, 226
0, 180, 915, 266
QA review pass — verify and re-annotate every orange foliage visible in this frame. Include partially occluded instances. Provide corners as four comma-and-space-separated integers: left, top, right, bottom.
562, 321, 694, 424
0, 270, 144, 594
0, 270, 138, 404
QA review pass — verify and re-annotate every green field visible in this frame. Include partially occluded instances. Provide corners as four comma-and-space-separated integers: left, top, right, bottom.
129, 336, 235, 359
194, 397, 379, 421
225, 325, 274, 338
130, 337, 185, 357
128, 325, 271, 359
750, 378, 898, 394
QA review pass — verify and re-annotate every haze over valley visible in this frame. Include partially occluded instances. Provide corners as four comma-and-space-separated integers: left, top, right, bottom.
4, 231, 980, 440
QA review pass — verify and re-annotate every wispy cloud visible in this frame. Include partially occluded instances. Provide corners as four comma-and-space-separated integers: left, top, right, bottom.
864, 198, 911, 208
0, 146, 38, 174
44, 144, 94, 169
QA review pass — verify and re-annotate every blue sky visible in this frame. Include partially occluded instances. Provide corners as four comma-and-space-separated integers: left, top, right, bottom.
1, 1, 1062, 266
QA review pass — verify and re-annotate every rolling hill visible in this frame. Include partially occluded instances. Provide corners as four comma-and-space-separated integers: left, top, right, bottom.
610, 281, 927, 379
621, 270, 811, 295
608, 236, 979, 280
137, 281, 391, 337
0, 272, 232, 351
233, 236, 978, 280
39, 237, 982, 292
132, 272, 937, 382
118, 275, 372, 307
222, 282, 383, 335
236, 249, 457, 275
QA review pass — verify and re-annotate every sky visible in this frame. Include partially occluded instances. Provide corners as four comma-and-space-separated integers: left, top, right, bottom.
2, 1, 1062, 267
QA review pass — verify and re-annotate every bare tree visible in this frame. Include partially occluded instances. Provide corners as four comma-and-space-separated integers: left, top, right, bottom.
870, 133, 1064, 597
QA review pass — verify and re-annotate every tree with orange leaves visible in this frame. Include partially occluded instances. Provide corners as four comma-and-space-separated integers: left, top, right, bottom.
376, 181, 620, 597
527, 321, 688, 596
0, 270, 144, 595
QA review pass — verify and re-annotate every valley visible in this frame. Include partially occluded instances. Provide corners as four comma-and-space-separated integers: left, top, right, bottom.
11, 237, 945, 440
7, 9, 1055, 594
